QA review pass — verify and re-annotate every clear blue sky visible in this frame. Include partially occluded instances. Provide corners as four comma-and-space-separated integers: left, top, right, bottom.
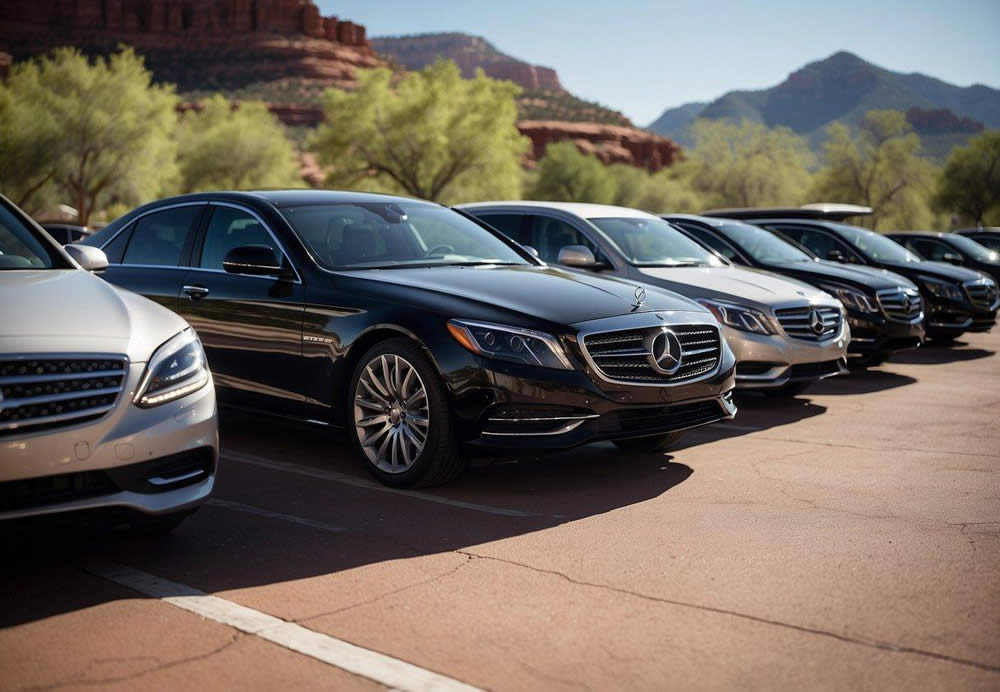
319, 0, 1000, 126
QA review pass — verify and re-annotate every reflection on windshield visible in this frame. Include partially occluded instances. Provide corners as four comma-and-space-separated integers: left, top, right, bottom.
948, 234, 999, 263
588, 217, 723, 267
281, 202, 530, 270
835, 224, 919, 263
0, 205, 56, 270
719, 222, 813, 264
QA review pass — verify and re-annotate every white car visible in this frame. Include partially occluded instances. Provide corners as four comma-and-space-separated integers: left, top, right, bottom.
0, 194, 217, 533
461, 202, 850, 395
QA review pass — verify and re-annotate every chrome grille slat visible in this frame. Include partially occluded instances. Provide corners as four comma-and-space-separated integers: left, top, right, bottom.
964, 281, 998, 309
582, 324, 722, 385
0, 355, 127, 436
877, 287, 923, 323
774, 305, 842, 342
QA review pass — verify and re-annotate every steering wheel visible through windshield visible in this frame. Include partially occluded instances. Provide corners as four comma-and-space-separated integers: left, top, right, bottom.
719, 222, 815, 264
835, 223, 920, 263
588, 216, 724, 267
280, 202, 531, 270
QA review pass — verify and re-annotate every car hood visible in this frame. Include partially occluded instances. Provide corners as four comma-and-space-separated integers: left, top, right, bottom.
880, 259, 986, 284
0, 270, 189, 362
780, 259, 917, 290
636, 265, 836, 310
352, 264, 706, 324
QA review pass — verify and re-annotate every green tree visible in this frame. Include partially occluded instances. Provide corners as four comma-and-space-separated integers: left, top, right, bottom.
810, 110, 936, 230
0, 47, 178, 225
310, 60, 527, 203
530, 141, 615, 203
933, 130, 1000, 227
177, 95, 301, 193
684, 119, 814, 209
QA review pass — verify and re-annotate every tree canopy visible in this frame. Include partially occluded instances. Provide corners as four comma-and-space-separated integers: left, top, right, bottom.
933, 130, 1000, 227
310, 60, 528, 203
177, 95, 301, 193
0, 47, 178, 225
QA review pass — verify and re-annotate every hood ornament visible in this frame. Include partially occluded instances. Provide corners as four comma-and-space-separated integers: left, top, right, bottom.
632, 286, 646, 310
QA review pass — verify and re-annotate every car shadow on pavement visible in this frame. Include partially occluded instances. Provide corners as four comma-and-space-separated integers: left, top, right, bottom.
888, 343, 994, 365
673, 393, 826, 449
801, 368, 917, 395
0, 414, 697, 628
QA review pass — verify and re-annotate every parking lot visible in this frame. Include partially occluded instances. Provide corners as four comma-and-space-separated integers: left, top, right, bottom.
2, 331, 998, 691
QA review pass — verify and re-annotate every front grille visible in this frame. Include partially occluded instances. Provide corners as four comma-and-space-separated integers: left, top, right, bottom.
603, 399, 726, 436
582, 324, 722, 385
0, 356, 128, 436
877, 287, 923, 323
964, 281, 999, 309
0, 470, 118, 512
774, 305, 842, 341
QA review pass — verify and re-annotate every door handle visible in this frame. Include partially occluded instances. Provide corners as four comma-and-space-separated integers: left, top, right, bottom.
183, 285, 210, 300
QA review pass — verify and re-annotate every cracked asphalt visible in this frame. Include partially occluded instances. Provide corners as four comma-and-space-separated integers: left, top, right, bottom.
2, 331, 999, 691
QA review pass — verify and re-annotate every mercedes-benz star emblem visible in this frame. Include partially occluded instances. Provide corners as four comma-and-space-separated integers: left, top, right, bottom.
632, 286, 646, 310
808, 309, 825, 335
647, 328, 684, 375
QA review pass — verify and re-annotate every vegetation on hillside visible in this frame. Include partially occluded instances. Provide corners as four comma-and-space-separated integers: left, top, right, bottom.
518, 89, 632, 126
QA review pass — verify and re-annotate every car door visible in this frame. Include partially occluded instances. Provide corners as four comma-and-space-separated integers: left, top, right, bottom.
98, 203, 206, 311
178, 201, 306, 417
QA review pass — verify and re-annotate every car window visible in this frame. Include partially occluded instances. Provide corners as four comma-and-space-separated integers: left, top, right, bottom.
589, 216, 720, 266
200, 206, 282, 271
523, 215, 600, 264
945, 234, 998, 262
831, 223, 918, 263
717, 222, 814, 264
475, 214, 527, 245
44, 227, 70, 244
675, 223, 742, 262
0, 204, 57, 269
771, 225, 859, 263
906, 238, 951, 261
971, 235, 1000, 253
122, 206, 201, 267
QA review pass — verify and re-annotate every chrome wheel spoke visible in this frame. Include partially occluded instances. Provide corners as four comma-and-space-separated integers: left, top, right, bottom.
354, 353, 431, 475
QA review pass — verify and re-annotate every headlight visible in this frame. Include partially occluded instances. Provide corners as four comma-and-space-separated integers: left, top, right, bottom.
919, 276, 965, 302
447, 319, 573, 370
696, 299, 774, 335
134, 328, 210, 408
820, 284, 878, 313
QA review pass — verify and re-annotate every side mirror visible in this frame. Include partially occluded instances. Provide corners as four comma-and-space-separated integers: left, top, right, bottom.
941, 252, 963, 265
223, 245, 285, 277
558, 245, 601, 269
65, 244, 109, 273
827, 249, 847, 263
523, 245, 540, 258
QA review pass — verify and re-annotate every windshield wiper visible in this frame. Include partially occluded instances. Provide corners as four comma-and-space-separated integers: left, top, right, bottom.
638, 261, 704, 268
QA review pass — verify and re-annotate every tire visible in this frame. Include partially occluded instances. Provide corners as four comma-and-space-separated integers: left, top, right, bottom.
613, 430, 686, 452
348, 337, 462, 488
127, 509, 195, 536
764, 381, 812, 397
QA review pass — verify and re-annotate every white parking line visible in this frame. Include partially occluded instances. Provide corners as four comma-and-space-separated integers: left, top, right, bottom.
223, 450, 543, 518
87, 561, 483, 692
205, 498, 346, 533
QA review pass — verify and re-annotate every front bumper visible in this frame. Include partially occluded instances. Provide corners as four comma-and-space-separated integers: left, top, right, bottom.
924, 297, 998, 334
845, 310, 924, 358
0, 364, 218, 521
728, 322, 850, 389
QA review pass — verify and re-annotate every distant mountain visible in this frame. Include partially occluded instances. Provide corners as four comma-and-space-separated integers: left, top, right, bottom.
647, 52, 1000, 158
372, 32, 632, 127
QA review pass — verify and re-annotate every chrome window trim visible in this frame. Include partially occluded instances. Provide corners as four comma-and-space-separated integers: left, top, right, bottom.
97, 201, 208, 268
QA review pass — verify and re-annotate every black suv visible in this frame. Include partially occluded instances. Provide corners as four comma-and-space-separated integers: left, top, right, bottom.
887, 232, 1000, 284
665, 214, 924, 365
82, 191, 737, 487
703, 208, 999, 341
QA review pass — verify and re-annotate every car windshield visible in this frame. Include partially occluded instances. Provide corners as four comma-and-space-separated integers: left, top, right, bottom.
834, 223, 920, 263
588, 216, 723, 267
947, 234, 999, 262
281, 202, 531, 270
0, 203, 57, 269
717, 222, 814, 263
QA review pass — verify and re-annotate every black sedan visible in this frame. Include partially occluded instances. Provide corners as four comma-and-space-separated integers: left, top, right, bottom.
703, 209, 999, 340
887, 231, 1000, 284
82, 191, 737, 487
665, 214, 925, 365
955, 228, 1000, 254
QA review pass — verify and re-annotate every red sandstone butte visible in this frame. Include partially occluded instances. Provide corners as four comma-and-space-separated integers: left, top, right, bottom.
517, 121, 682, 172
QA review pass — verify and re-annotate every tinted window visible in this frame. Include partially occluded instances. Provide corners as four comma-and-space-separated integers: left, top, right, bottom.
44, 227, 70, 244
122, 206, 201, 267
946, 234, 998, 262
0, 204, 58, 269
589, 217, 720, 266
476, 214, 527, 244
906, 238, 951, 261
831, 224, 918, 263
521, 215, 600, 264
717, 222, 813, 264
200, 206, 281, 270
281, 202, 528, 269
676, 224, 743, 262
970, 235, 1000, 253
770, 225, 858, 263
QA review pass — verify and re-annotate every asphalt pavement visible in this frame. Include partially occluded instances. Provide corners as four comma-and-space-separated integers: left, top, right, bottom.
2, 331, 998, 691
